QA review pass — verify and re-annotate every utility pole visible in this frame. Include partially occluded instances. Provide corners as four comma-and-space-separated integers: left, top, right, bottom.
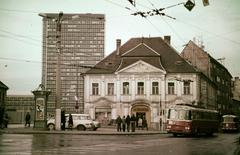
55, 11, 63, 130
39, 11, 63, 130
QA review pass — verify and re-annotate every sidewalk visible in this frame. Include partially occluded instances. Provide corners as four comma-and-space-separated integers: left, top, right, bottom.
0, 124, 167, 135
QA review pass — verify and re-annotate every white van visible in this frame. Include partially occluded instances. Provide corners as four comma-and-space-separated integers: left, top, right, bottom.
47, 114, 97, 131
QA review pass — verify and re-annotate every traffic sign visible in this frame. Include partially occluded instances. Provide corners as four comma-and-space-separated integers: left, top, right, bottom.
184, 0, 195, 11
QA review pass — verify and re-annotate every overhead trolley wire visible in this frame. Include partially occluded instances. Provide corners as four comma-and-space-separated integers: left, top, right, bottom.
176, 18, 240, 46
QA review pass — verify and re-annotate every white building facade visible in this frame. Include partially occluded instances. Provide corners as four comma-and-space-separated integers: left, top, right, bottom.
84, 37, 216, 130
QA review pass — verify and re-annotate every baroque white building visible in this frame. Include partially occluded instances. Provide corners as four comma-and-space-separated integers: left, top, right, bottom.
84, 37, 216, 130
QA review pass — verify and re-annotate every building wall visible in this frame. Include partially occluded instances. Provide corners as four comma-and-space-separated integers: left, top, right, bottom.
210, 58, 232, 114
181, 41, 232, 115
6, 95, 34, 124
181, 42, 210, 77
232, 77, 240, 101
40, 13, 105, 116
84, 73, 201, 130
0, 82, 8, 127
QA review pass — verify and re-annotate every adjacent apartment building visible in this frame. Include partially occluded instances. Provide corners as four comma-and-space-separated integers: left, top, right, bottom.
181, 41, 232, 115
232, 77, 240, 116
232, 77, 240, 101
84, 37, 217, 130
39, 13, 105, 116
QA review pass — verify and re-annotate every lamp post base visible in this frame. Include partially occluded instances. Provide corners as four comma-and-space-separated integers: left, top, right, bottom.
55, 108, 61, 130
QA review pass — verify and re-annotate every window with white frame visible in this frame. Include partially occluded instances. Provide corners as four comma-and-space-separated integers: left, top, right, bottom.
183, 81, 190, 95
92, 83, 99, 95
137, 82, 144, 95
123, 82, 129, 95
107, 83, 114, 95
152, 82, 159, 95
168, 82, 175, 95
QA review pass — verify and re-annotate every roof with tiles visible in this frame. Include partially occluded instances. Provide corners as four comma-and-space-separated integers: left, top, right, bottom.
86, 37, 198, 74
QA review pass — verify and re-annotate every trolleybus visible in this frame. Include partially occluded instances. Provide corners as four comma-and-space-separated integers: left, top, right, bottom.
166, 103, 219, 136
221, 114, 239, 132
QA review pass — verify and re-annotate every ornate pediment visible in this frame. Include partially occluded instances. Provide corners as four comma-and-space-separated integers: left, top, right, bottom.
117, 60, 165, 74
95, 97, 112, 107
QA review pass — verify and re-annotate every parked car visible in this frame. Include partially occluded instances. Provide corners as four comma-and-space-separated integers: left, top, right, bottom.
47, 114, 98, 131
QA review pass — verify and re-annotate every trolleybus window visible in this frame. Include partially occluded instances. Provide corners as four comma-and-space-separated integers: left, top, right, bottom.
168, 109, 191, 120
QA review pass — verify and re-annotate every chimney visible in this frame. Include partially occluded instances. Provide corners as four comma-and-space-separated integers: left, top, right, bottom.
116, 39, 121, 55
164, 36, 171, 45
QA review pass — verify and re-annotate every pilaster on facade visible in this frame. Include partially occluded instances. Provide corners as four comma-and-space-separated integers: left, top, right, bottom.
84, 37, 204, 130
116, 75, 121, 102
101, 75, 105, 97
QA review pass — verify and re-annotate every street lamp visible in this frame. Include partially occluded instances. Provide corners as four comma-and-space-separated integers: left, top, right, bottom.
39, 12, 63, 130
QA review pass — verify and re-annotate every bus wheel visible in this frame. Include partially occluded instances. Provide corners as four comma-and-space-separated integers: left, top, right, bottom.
207, 130, 213, 136
173, 133, 178, 137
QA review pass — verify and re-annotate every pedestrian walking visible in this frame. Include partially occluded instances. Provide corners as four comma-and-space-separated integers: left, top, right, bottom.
0, 107, 4, 129
159, 118, 162, 131
25, 112, 31, 127
136, 115, 139, 128
68, 114, 73, 130
3, 113, 9, 128
122, 116, 126, 132
126, 115, 131, 132
138, 116, 143, 130
130, 114, 136, 132
143, 116, 148, 131
116, 115, 122, 132
61, 110, 66, 130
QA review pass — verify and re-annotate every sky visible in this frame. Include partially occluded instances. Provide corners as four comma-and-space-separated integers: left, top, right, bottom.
0, 0, 240, 95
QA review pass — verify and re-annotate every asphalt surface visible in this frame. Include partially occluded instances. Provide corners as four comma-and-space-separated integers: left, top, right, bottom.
0, 124, 166, 135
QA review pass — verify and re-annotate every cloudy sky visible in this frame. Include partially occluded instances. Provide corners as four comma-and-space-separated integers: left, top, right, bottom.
1, 0, 240, 95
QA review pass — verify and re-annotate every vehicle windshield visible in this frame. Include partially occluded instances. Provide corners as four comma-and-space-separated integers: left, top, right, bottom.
168, 109, 191, 120
223, 117, 237, 123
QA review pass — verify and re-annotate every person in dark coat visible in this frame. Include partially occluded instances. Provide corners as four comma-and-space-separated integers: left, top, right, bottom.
25, 112, 31, 127
3, 113, 9, 128
122, 116, 126, 132
130, 114, 136, 132
116, 115, 122, 132
61, 110, 66, 130
68, 114, 73, 130
126, 115, 131, 132
142, 116, 148, 131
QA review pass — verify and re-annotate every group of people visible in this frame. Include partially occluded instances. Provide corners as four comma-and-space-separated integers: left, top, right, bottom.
115, 114, 148, 132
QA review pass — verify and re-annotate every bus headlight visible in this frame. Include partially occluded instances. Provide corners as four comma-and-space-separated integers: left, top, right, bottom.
185, 126, 190, 130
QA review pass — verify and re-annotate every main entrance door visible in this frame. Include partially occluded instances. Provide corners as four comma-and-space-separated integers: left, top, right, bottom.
131, 104, 150, 128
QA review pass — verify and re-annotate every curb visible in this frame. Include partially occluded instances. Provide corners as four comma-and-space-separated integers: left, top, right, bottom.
0, 129, 166, 135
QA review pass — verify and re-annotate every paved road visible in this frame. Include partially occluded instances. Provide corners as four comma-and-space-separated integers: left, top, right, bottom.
0, 133, 239, 155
